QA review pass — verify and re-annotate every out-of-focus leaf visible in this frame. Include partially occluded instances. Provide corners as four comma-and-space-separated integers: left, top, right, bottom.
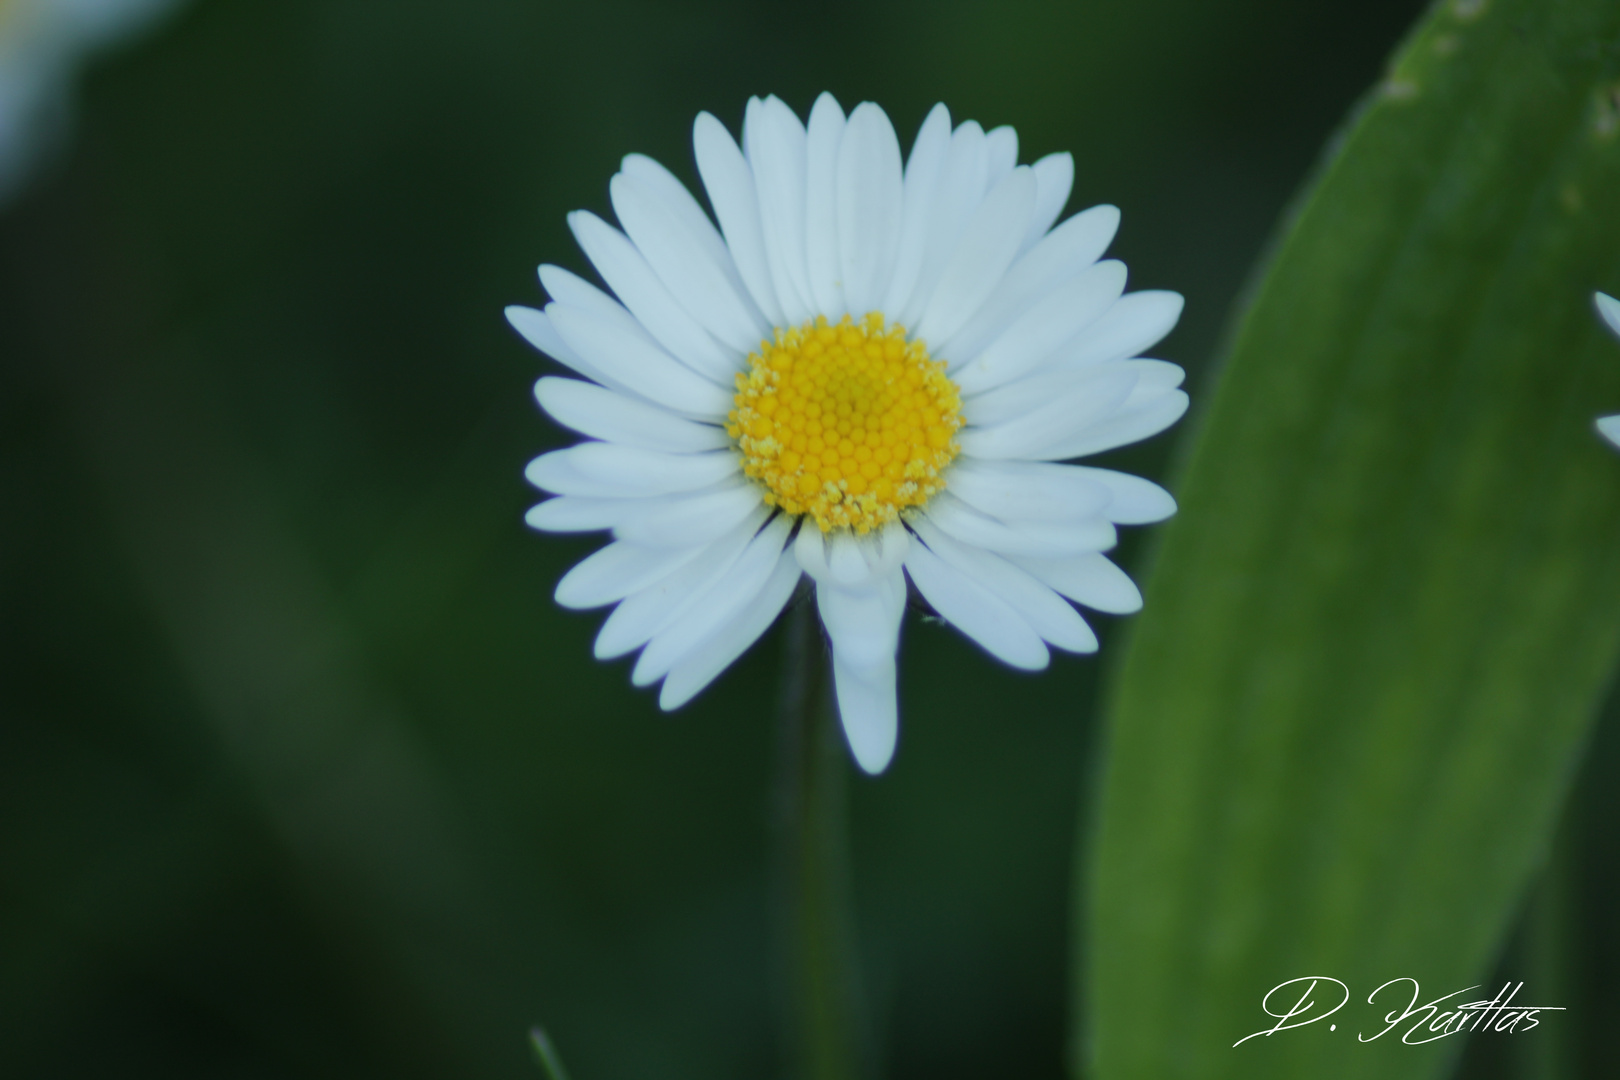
1082, 1, 1620, 1078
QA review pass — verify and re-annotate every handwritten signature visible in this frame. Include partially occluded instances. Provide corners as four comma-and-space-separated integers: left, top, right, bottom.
1234, 978, 1565, 1047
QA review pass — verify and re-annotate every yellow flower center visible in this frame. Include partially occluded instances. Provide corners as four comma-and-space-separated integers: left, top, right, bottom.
727, 313, 962, 534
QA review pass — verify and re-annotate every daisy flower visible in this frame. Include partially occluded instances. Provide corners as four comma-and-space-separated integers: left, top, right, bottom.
509, 94, 1187, 774
1596, 291, 1620, 447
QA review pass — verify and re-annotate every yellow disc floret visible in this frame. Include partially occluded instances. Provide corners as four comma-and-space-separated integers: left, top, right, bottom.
727, 312, 963, 534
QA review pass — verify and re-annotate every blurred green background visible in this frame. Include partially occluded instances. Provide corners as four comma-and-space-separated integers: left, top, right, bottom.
3, 0, 1616, 1077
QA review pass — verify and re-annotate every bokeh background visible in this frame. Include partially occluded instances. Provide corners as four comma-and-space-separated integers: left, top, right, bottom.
4, 1, 1616, 1077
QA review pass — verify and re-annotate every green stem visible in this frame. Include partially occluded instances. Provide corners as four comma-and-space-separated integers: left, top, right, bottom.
776, 598, 868, 1080
1518, 824, 1576, 1080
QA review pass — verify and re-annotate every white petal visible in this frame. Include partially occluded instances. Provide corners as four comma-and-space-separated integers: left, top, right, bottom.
963, 359, 1138, 428
619, 152, 739, 283
945, 459, 1113, 522
983, 125, 1018, 195
526, 444, 738, 497
880, 103, 952, 318
816, 557, 907, 671
921, 493, 1116, 557
903, 536, 1048, 669
534, 377, 729, 452
527, 496, 645, 533
1068, 466, 1177, 524
1596, 291, 1620, 339
610, 172, 767, 354
593, 506, 768, 658
539, 264, 628, 319
693, 111, 785, 327
1599, 414, 1620, 448
1039, 389, 1189, 460
1021, 152, 1074, 252
548, 303, 733, 419
804, 93, 847, 318
909, 515, 1096, 653
915, 166, 1036, 346
507, 305, 618, 389
793, 522, 830, 580
507, 304, 582, 366
1061, 290, 1184, 366
1120, 358, 1186, 395
527, 483, 737, 534
838, 102, 905, 317
832, 649, 899, 775
634, 515, 794, 684
555, 540, 706, 610
660, 548, 803, 709
958, 365, 1139, 459
817, 568, 907, 773
943, 205, 1122, 362
568, 210, 739, 383
613, 480, 762, 548
748, 96, 813, 323
1008, 551, 1142, 614
949, 259, 1127, 389
899, 120, 987, 328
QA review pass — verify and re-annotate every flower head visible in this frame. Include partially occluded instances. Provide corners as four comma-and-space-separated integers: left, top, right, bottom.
510, 94, 1187, 774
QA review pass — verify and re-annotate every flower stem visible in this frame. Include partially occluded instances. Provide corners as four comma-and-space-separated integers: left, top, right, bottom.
776, 597, 868, 1080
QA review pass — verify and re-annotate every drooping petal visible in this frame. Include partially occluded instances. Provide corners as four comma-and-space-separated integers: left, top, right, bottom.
815, 556, 907, 774
831, 648, 899, 776
1599, 414, 1620, 447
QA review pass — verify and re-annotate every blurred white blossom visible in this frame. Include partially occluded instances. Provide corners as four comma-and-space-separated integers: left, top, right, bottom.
1595, 291, 1620, 447
0, 0, 181, 202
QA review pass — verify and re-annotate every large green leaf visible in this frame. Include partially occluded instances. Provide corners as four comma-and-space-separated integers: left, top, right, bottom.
1082, 1, 1620, 1078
